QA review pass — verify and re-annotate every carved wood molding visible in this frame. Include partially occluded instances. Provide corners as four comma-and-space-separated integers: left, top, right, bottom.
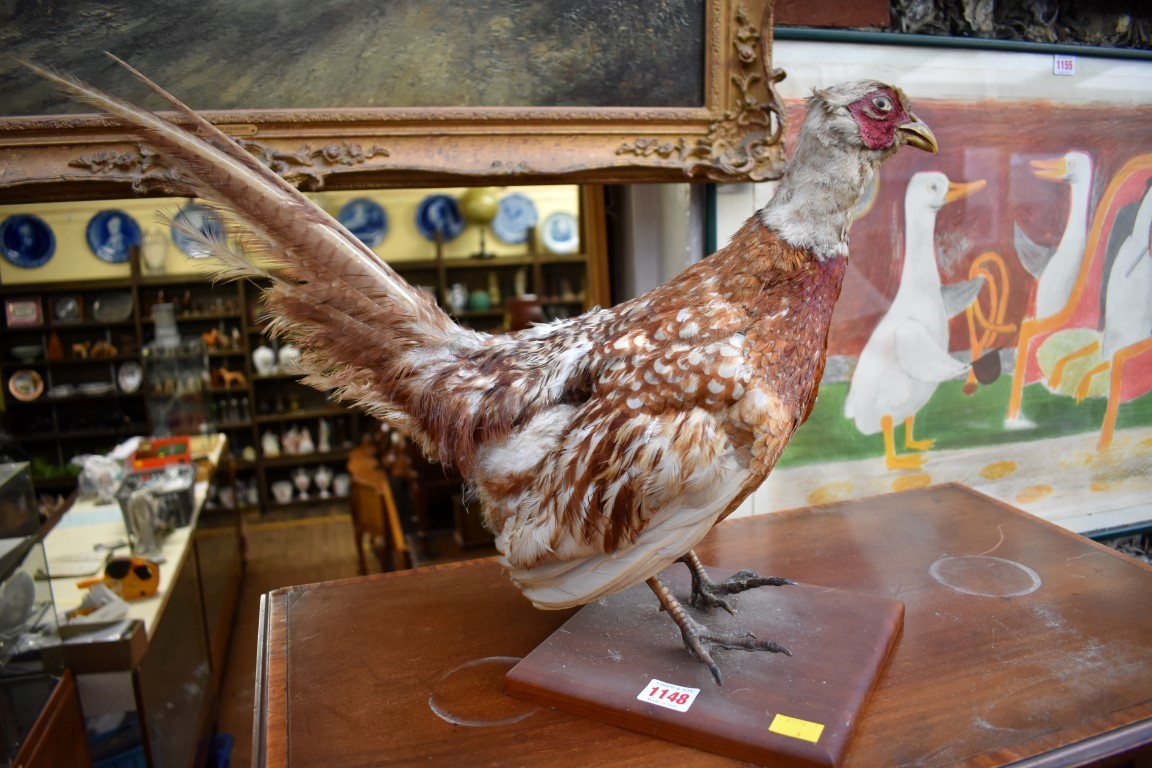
0, 0, 784, 202
618, 3, 787, 182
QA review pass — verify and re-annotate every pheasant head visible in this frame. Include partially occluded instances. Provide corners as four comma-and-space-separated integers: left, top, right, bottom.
761, 80, 938, 260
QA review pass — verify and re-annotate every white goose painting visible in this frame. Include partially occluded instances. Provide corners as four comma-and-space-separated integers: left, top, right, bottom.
1014, 151, 1094, 320
845, 171, 986, 470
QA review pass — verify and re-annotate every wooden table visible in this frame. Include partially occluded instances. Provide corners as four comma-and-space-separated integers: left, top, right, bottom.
255, 484, 1152, 767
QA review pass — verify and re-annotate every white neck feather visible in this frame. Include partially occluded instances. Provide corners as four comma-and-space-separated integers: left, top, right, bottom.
758, 118, 876, 260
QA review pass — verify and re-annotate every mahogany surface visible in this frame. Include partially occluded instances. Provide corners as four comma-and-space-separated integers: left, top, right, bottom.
505, 566, 904, 767
255, 484, 1152, 767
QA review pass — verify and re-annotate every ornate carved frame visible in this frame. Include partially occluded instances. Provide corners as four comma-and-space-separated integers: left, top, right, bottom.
0, 0, 784, 203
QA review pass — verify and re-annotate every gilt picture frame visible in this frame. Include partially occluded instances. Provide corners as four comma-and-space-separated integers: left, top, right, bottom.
0, 0, 785, 203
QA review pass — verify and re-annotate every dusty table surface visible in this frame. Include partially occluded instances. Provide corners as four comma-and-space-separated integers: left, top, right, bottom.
255, 483, 1152, 767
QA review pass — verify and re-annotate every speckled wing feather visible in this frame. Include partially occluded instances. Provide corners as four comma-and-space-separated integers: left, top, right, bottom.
476, 217, 848, 607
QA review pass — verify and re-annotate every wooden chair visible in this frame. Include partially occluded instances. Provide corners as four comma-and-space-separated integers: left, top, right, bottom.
346, 443, 412, 574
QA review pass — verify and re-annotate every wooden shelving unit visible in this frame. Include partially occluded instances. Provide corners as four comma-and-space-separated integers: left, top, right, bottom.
1, 186, 608, 514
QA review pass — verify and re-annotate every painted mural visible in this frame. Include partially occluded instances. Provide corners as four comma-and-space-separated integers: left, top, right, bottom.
752, 93, 1152, 531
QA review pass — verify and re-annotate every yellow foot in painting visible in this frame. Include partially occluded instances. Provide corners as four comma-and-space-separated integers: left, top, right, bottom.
885, 452, 926, 471
905, 437, 935, 451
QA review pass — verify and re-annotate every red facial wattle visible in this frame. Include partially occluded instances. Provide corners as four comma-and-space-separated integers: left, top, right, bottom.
847, 87, 913, 151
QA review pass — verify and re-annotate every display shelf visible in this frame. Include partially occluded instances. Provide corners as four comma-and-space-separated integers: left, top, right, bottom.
262, 494, 350, 512
260, 451, 349, 469
16, 424, 150, 442
253, 407, 348, 423
2, 185, 608, 513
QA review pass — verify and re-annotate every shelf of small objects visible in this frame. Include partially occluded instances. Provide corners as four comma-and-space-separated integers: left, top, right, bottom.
266, 464, 349, 506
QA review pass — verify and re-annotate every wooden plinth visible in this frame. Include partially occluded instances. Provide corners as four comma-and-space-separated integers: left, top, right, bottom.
505, 566, 903, 767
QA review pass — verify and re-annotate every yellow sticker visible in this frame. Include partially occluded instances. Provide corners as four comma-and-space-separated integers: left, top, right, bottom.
769, 713, 825, 744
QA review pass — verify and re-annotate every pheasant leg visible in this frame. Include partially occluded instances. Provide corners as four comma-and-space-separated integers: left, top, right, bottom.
647, 575, 791, 686
679, 550, 795, 614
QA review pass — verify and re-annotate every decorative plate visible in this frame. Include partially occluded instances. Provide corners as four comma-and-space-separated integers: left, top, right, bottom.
415, 195, 466, 242
8, 370, 44, 402
0, 214, 55, 268
117, 360, 144, 394
78, 382, 116, 396
11, 345, 41, 362
47, 384, 75, 399
337, 198, 388, 247
53, 295, 82, 323
86, 210, 142, 264
91, 291, 134, 323
492, 193, 538, 245
540, 211, 580, 254
170, 203, 224, 258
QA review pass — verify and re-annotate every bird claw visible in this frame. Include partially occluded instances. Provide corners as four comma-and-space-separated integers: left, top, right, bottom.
687, 568, 795, 613
678, 613, 792, 686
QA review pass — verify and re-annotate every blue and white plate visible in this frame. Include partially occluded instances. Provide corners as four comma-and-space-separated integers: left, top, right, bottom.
86, 209, 142, 264
338, 198, 388, 247
415, 195, 466, 242
0, 214, 55, 268
170, 203, 224, 258
540, 211, 580, 254
492, 193, 538, 245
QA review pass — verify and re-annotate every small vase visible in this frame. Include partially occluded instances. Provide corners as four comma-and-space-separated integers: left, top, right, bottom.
448, 283, 469, 313
468, 290, 490, 311
261, 431, 281, 458
271, 481, 293, 505
293, 468, 311, 501
314, 466, 333, 499
278, 344, 302, 373
252, 344, 277, 375
141, 229, 168, 274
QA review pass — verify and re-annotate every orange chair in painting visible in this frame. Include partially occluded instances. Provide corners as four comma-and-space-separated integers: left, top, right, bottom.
1006, 154, 1152, 450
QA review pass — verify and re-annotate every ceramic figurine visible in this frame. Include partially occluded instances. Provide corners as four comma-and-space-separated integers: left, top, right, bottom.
298, 427, 315, 454
448, 283, 468, 313
252, 344, 277, 375
278, 344, 302, 373
283, 425, 300, 455
318, 419, 332, 453
271, 480, 293, 505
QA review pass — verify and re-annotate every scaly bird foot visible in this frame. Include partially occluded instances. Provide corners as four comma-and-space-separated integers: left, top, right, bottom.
687, 568, 795, 614
677, 612, 792, 686
678, 551, 794, 614
648, 574, 792, 686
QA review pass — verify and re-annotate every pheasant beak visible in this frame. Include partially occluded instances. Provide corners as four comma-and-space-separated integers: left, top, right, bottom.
944, 179, 986, 203
1031, 157, 1068, 180
897, 114, 938, 154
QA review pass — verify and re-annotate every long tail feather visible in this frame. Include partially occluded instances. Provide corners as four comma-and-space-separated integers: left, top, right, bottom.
22, 58, 506, 466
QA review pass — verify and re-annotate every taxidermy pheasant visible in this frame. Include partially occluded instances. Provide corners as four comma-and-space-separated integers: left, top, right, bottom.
33, 60, 936, 684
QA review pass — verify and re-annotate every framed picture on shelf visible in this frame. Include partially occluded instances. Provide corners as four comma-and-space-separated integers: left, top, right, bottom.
4, 296, 42, 328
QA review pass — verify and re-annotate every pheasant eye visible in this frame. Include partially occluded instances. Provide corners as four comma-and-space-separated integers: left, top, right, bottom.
873, 95, 893, 113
